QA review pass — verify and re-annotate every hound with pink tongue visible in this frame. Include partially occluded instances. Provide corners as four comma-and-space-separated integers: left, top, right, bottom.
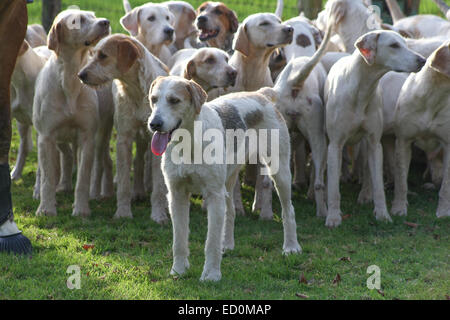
151, 131, 171, 156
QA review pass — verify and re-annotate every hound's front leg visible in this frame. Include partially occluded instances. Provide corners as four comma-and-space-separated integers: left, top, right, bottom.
392, 138, 412, 216
326, 141, 343, 228
201, 190, 226, 281
11, 122, 31, 181
114, 132, 134, 219
367, 137, 391, 222
73, 130, 95, 217
150, 154, 168, 224
437, 144, 450, 218
36, 134, 58, 216
168, 187, 191, 276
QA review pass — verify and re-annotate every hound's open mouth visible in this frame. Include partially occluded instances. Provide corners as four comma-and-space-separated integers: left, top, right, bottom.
198, 28, 219, 41
151, 120, 182, 156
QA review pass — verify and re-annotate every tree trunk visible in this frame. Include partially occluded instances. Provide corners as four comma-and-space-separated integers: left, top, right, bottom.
297, 0, 323, 19
42, 0, 61, 33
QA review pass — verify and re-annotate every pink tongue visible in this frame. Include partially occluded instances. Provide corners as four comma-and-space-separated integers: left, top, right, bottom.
151, 132, 170, 156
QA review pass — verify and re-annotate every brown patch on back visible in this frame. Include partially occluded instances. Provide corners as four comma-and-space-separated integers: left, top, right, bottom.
244, 109, 264, 127
296, 33, 312, 48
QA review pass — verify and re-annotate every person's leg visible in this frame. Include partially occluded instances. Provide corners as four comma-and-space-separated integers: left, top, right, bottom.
0, 0, 31, 254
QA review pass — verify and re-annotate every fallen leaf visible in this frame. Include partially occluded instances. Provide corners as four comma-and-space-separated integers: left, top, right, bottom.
258, 256, 264, 262
299, 273, 308, 284
445, 295, 450, 300
377, 289, 384, 296
339, 256, 351, 262
99, 275, 106, 280
295, 293, 309, 299
342, 214, 351, 220
332, 273, 341, 285
404, 221, 419, 228
83, 244, 95, 250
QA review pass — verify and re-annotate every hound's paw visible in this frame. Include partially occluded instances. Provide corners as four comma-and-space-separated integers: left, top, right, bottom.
316, 203, 327, 218
259, 207, 274, 221
170, 259, 190, 276
56, 183, 72, 193
33, 188, 40, 200
422, 183, 436, 190
357, 189, 373, 204
283, 242, 302, 255
151, 208, 169, 225
325, 213, 342, 228
374, 208, 392, 222
36, 204, 57, 217
10, 168, 21, 181
72, 205, 91, 218
113, 206, 133, 219
222, 239, 235, 252
391, 201, 407, 216
200, 268, 222, 282
436, 206, 450, 218
89, 191, 101, 201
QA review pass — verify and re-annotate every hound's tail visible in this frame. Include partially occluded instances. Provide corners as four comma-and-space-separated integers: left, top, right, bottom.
275, 0, 284, 19
385, 0, 406, 24
431, 0, 450, 20
290, 11, 334, 88
123, 0, 132, 13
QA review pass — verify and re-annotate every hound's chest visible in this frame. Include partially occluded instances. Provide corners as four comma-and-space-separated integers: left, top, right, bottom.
163, 159, 226, 194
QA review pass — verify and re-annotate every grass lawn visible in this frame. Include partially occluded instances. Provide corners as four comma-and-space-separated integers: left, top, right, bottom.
1, 0, 449, 300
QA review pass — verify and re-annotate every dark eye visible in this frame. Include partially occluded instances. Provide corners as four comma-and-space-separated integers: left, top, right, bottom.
168, 97, 180, 104
148, 16, 155, 22
98, 51, 107, 60
166, 16, 169, 21
259, 21, 270, 26
205, 57, 215, 64
390, 43, 400, 49
199, 7, 206, 12
80, 16, 85, 24
225, 57, 229, 62
214, 9, 222, 15
151, 96, 158, 104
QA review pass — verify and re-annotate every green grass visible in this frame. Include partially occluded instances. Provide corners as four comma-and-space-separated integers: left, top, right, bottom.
1, 0, 449, 300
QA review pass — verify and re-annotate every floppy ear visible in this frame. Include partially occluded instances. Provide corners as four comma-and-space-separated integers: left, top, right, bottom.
120, 7, 140, 36
48, 20, 63, 53
233, 23, 250, 57
117, 38, 142, 73
186, 80, 207, 114
330, 0, 346, 26
184, 59, 196, 80
355, 32, 380, 65
430, 43, 450, 78
226, 9, 239, 33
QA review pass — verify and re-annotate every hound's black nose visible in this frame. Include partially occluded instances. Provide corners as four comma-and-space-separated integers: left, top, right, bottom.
227, 69, 237, 81
417, 56, 426, 69
164, 27, 174, 37
197, 16, 208, 24
150, 118, 163, 131
283, 26, 294, 35
99, 19, 110, 27
78, 71, 88, 82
